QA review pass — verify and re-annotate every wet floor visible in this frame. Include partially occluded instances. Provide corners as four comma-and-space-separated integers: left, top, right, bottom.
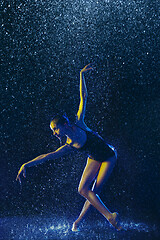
0, 214, 159, 240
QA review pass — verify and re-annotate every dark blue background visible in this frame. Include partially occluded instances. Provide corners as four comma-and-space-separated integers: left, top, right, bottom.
1, 0, 160, 229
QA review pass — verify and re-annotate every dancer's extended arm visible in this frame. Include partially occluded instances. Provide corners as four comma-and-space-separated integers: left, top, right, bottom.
77, 64, 93, 121
16, 144, 72, 183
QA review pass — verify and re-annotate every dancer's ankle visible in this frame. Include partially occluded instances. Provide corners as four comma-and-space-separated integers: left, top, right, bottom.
72, 221, 80, 232
108, 212, 122, 231
106, 212, 113, 221
74, 219, 81, 225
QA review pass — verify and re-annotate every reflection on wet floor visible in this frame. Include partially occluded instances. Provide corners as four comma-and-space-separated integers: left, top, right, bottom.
0, 214, 159, 240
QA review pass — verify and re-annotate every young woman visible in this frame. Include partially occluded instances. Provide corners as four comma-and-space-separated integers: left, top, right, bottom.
16, 64, 122, 231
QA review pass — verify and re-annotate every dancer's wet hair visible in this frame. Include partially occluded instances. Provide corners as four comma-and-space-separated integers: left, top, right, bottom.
50, 114, 70, 126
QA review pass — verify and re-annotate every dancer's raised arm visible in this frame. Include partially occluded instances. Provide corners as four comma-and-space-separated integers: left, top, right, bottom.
77, 64, 93, 122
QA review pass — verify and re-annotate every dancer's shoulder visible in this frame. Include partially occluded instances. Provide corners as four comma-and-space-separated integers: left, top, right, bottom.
75, 119, 91, 131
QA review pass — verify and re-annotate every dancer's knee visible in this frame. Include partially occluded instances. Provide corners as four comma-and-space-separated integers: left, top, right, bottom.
78, 186, 88, 197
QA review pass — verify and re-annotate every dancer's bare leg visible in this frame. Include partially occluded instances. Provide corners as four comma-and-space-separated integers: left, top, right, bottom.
72, 180, 97, 231
72, 160, 115, 231
72, 156, 121, 231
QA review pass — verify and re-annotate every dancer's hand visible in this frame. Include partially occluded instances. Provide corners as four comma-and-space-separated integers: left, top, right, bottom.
16, 164, 26, 184
80, 63, 94, 74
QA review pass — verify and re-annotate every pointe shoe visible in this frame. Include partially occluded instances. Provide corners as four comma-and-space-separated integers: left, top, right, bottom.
71, 222, 80, 232
108, 212, 123, 231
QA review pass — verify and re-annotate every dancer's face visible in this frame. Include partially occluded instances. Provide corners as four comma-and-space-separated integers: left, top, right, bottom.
50, 121, 65, 139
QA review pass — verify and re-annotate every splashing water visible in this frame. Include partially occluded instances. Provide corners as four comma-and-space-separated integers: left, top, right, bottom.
122, 221, 150, 232
0, 214, 159, 240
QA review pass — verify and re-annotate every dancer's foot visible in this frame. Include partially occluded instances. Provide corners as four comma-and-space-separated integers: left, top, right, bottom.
108, 212, 122, 231
72, 221, 80, 232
